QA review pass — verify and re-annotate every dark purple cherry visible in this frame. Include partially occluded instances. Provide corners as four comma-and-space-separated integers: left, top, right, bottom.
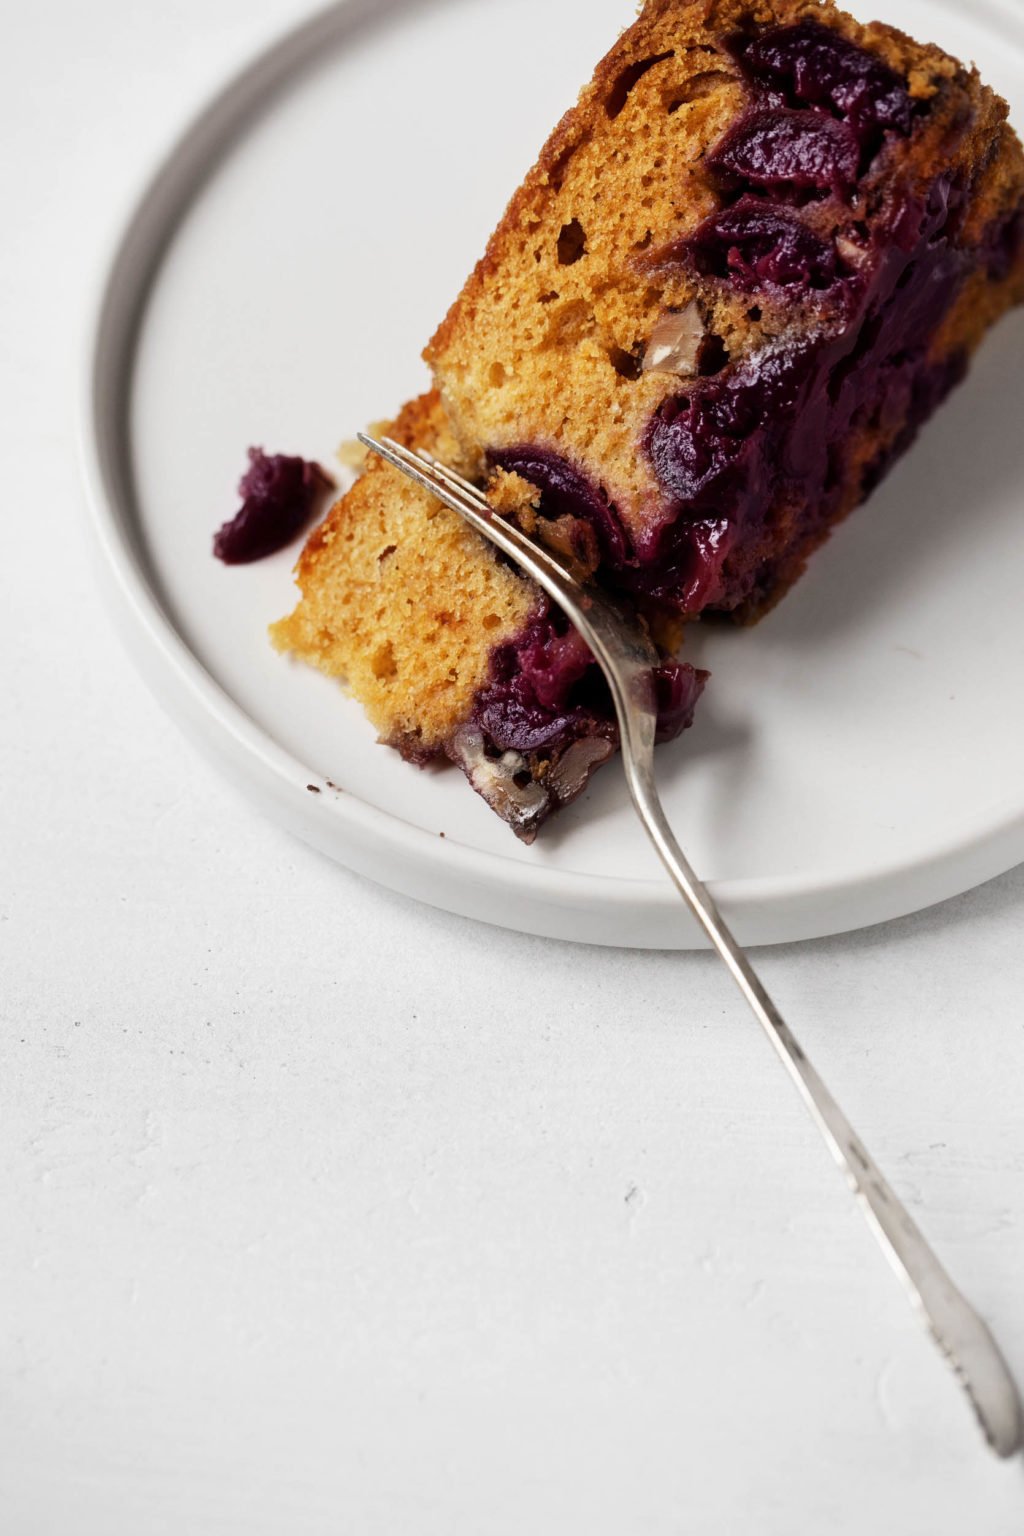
476, 692, 581, 754
688, 199, 838, 289
479, 614, 594, 753
646, 394, 744, 509
213, 449, 333, 564
742, 22, 913, 144
644, 346, 820, 518
487, 445, 631, 564
513, 623, 593, 713
473, 609, 703, 753
706, 108, 859, 197
622, 517, 736, 616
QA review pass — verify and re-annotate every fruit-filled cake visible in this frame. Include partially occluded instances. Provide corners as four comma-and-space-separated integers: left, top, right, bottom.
271, 394, 706, 839
276, 0, 1024, 838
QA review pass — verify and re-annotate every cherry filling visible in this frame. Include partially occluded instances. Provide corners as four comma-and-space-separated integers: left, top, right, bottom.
473, 608, 703, 757
486, 169, 981, 634
706, 107, 860, 198
460, 606, 705, 836
478, 617, 596, 755
738, 22, 914, 146
457, 23, 1015, 829
692, 26, 918, 286
486, 447, 631, 566
688, 200, 838, 289
648, 175, 974, 604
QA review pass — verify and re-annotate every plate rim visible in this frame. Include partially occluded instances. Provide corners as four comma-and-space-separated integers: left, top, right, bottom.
78, 0, 1024, 949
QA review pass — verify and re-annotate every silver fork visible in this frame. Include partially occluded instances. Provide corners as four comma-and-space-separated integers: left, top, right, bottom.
360, 431, 1023, 1459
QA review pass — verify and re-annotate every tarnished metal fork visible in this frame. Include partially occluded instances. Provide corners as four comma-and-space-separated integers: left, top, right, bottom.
360, 430, 1023, 1459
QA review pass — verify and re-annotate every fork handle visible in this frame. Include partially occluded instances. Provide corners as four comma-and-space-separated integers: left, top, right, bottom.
624, 761, 1023, 1459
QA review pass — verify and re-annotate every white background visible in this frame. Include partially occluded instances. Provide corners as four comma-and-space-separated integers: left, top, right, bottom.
4, 1, 1024, 1531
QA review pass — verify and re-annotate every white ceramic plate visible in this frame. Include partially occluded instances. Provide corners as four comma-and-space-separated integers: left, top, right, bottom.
81, 0, 1024, 949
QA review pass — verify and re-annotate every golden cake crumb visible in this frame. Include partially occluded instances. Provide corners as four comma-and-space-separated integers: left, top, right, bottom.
272, 394, 539, 759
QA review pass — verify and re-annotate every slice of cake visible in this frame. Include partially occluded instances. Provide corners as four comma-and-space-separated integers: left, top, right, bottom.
271, 394, 704, 840
275, 0, 1024, 837
427, 0, 1024, 622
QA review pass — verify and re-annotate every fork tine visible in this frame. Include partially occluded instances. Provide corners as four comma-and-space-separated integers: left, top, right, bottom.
366, 434, 474, 508
359, 434, 479, 517
418, 449, 493, 511
357, 432, 583, 599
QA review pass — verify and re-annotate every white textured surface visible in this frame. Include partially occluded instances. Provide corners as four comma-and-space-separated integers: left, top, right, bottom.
4, 1, 1024, 1531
